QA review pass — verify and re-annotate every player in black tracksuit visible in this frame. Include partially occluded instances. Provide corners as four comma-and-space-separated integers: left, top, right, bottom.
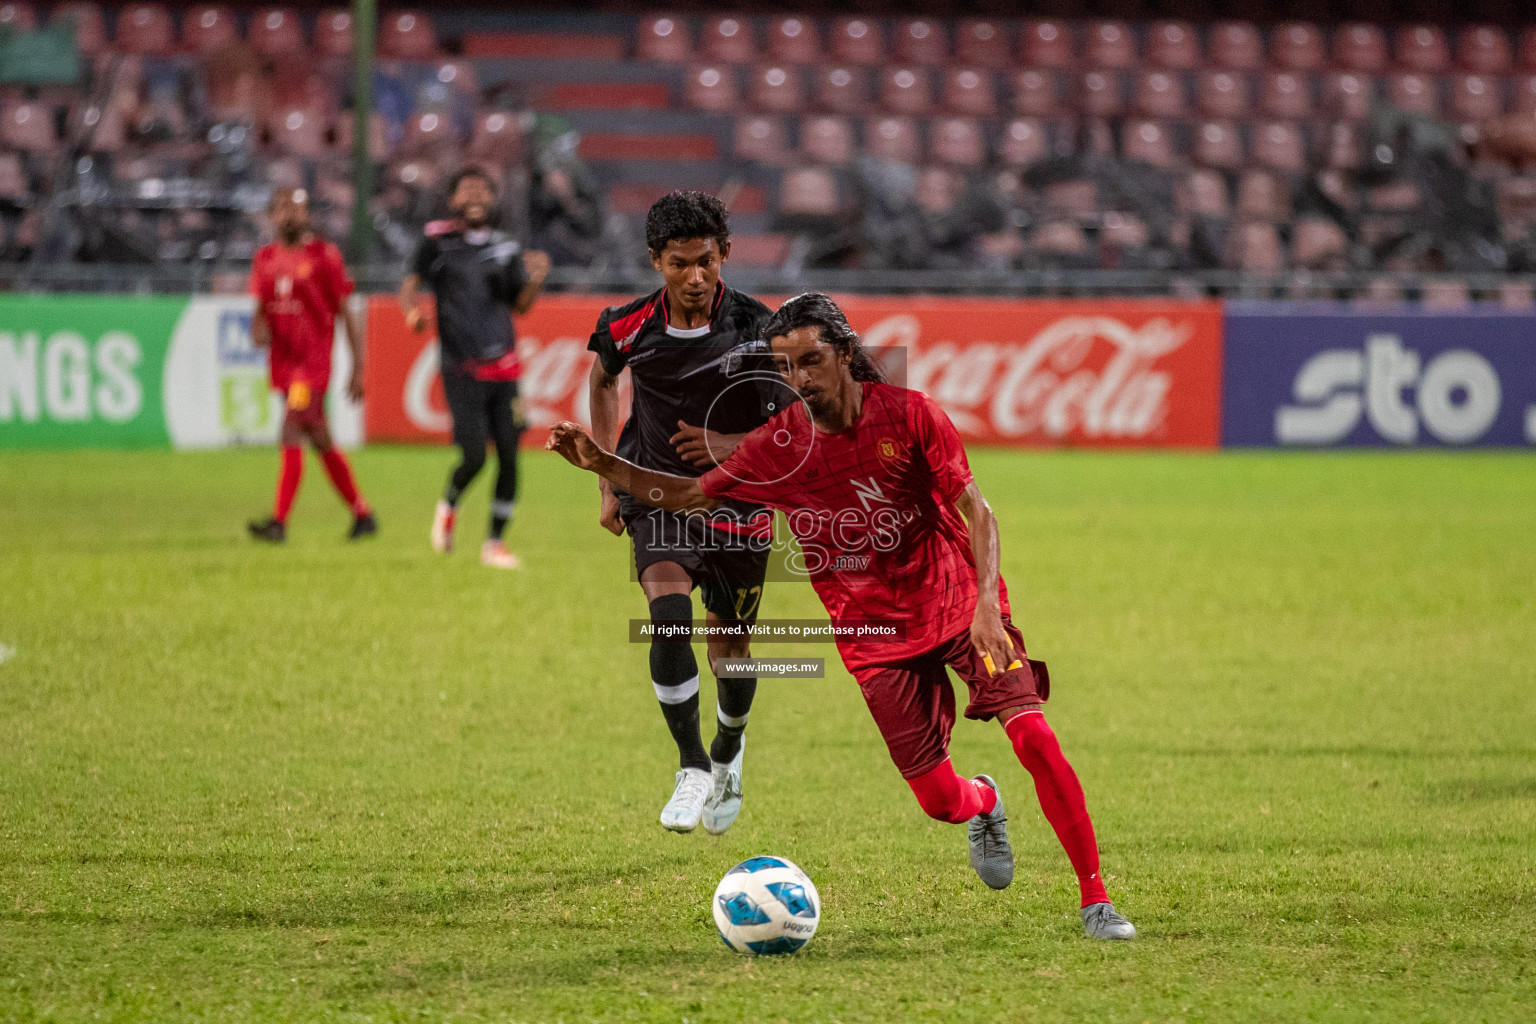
587, 191, 779, 834
400, 167, 550, 569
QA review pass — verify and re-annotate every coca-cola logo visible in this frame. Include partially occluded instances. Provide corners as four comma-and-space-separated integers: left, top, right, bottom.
862, 313, 1191, 440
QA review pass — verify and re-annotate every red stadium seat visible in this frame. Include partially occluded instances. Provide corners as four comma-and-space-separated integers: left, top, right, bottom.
250, 8, 304, 57
469, 109, 524, 164
865, 116, 919, 164
727, 233, 791, 268
1084, 21, 1136, 69
1514, 76, 1536, 115
1077, 71, 1123, 117
74, 88, 132, 152
1386, 73, 1438, 117
50, 3, 106, 56
402, 109, 458, 155
116, 3, 173, 55
379, 10, 437, 60
749, 65, 805, 114
1, 100, 57, 152
1210, 22, 1262, 71
0, 152, 28, 201
1147, 21, 1199, 70
1193, 119, 1243, 170
1395, 25, 1449, 73
1449, 74, 1504, 122
828, 17, 883, 65
1133, 70, 1185, 118
999, 117, 1048, 166
880, 66, 931, 116
1271, 23, 1326, 72
1333, 24, 1389, 73
779, 166, 839, 218
1235, 169, 1290, 221
815, 66, 868, 115
1323, 73, 1374, 120
1196, 71, 1249, 119
182, 6, 237, 54
929, 116, 985, 167
1226, 220, 1285, 272
1019, 20, 1073, 69
766, 16, 819, 64
734, 115, 789, 164
942, 68, 996, 117
636, 14, 691, 62
1421, 279, 1470, 309
1292, 218, 1348, 269
1258, 72, 1310, 120
685, 65, 738, 113
332, 109, 388, 161
799, 115, 854, 165
1178, 169, 1230, 217
1122, 118, 1177, 168
701, 16, 755, 63
0, 3, 35, 31
956, 19, 1010, 69
1251, 120, 1305, 173
314, 8, 351, 57
1010, 69, 1060, 117
1456, 25, 1511, 74
268, 105, 327, 158
1518, 28, 1536, 73
1320, 120, 1364, 169
893, 19, 947, 65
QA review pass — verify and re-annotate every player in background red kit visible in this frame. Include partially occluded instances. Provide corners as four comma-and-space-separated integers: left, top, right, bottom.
548, 293, 1137, 941
246, 187, 376, 543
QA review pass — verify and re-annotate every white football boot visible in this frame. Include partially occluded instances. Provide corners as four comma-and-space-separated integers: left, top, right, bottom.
701, 737, 745, 835
1081, 902, 1138, 940
659, 767, 712, 832
480, 539, 521, 570
431, 501, 456, 553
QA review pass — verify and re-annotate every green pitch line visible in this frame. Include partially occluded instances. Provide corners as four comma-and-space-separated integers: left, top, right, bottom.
0, 448, 1532, 1023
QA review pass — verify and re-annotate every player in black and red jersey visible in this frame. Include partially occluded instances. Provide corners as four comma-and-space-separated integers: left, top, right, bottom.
586, 191, 775, 835
551, 293, 1137, 941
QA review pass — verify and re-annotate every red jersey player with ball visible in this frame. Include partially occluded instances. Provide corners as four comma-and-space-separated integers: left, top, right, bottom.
548, 293, 1136, 941
246, 187, 376, 543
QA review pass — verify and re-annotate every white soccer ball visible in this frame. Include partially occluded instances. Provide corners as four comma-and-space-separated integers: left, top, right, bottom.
712, 855, 821, 955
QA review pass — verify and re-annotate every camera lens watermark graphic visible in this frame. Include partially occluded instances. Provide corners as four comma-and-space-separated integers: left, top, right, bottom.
702, 368, 816, 487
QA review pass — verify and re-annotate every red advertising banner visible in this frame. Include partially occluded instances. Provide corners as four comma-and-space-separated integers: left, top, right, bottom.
364, 294, 1223, 449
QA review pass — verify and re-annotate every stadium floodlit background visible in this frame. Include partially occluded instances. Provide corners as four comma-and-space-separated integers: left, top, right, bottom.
1, 3, 1534, 1022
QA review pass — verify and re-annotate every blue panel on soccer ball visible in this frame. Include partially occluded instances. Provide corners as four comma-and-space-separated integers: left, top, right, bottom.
719, 930, 735, 949
764, 881, 816, 918
718, 892, 771, 926
746, 936, 808, 956
727, 856, 789, 875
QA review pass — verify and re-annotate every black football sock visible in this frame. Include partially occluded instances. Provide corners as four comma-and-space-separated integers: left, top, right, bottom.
649, 594, 709, 772
489, 499, 514, 541
711, 675, 756, 764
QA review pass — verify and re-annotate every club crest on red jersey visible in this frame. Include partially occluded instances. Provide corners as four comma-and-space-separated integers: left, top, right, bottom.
877, 437, 898, 460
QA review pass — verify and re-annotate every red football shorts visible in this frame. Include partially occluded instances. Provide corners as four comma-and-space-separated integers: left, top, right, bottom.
281, 379, 328, 431
852, 614, 1050, 779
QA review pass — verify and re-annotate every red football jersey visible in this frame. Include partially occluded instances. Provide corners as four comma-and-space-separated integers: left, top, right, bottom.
249, 237, 354, 390
700, 381, 1010, 670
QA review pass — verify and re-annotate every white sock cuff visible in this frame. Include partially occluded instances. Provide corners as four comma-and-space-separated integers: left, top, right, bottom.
490, 499, 516, 518
717, 707, 750, 729
653, 675, 700, 705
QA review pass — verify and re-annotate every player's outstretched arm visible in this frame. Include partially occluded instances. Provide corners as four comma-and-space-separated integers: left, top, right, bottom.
545, 422, 718, 514
671, 420, 747, 469
956, 481, 1016, 674
588, 361, 626, 535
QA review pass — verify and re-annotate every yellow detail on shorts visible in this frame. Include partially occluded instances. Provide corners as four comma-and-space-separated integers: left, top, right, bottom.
287, 382, 312, 411
982, 654, 1025, 676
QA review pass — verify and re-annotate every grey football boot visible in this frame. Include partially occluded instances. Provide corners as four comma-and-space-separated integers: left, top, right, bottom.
1081, 902, 1137, 940
967, 774, 1014, 889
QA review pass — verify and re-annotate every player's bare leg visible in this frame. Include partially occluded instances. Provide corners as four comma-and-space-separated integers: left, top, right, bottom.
702, 619, 753, 835
997, 705, 1136, 940
642, 562, 711, 831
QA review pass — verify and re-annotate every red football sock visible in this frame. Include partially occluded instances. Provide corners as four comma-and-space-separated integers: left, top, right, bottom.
906, 758, 997, 823
1005, 711, 1110, 907
320, 448, 368, 515
273, 445, 303, 524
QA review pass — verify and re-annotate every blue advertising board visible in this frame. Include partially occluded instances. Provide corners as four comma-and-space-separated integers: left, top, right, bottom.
1222, 303, 1536, 448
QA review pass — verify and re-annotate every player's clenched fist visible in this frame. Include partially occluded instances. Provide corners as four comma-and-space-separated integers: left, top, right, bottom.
545, 422, 605, 471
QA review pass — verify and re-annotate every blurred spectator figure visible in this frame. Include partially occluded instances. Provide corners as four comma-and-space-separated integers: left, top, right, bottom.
528, 146, 603, 266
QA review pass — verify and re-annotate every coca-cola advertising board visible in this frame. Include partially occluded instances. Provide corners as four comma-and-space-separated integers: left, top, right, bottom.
364, 295, 1223, 449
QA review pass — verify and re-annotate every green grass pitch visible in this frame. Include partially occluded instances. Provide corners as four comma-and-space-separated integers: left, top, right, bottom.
0, 446, 1532, 1023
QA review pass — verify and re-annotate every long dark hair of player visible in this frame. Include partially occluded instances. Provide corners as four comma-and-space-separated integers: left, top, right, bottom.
760, 292, 887, 384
